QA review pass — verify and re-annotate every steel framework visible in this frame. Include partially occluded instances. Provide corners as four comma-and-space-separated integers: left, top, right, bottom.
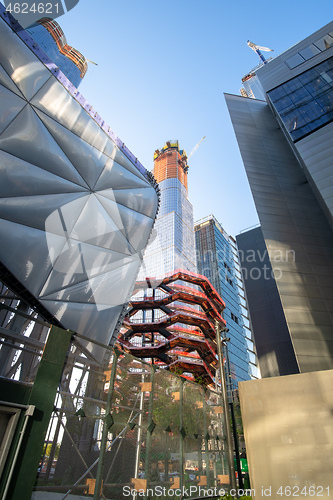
117, 270, 227, 386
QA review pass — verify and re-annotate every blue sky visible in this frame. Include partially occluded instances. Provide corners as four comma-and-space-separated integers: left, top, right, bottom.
4, 0, 332, 235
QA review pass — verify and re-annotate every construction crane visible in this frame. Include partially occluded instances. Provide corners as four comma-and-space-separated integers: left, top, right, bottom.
86, 58, 98, 66
188, 136, 206, 160
247, 41, 273, 65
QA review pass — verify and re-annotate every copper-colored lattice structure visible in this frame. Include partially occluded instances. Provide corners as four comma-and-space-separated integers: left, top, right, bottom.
117, 270, 227, 386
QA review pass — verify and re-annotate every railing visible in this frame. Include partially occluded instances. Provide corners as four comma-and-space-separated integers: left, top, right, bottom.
33, 336, 231, 500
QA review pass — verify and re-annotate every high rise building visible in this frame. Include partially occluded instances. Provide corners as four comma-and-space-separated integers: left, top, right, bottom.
138, 140, 196, 280
225, 21, 333, 375
240, 66, 266, 100
194, 215, 260, 393
119, 143, 227, 385
26, 18, 87, 87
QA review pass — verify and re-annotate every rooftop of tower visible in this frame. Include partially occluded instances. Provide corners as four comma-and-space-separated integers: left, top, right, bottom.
153, 140, 188, 160
153, 140, 189, 190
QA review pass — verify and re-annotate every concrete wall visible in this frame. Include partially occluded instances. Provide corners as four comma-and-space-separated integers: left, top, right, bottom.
239, 369, 333, 500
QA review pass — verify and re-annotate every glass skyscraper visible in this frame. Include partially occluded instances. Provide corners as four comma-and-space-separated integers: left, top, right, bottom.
195, 215, 259, 394
138, 140, 196, 281
26, 18, 87, 87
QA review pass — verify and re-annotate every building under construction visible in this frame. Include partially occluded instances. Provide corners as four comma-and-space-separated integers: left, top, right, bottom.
137, 140, 196, 280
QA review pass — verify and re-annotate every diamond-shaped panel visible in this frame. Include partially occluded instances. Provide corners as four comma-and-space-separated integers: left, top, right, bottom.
0, 105, 90, 188
0, 85, 26, 135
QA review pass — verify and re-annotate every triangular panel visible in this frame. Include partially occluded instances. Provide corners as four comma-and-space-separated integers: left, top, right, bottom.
0, 150, 88, 198
0, 105, 89, 188
38, 299, 124, 351
35, 108, 112, 188
30, 78, 114, 157
0, 192, 89, 236
99, 187, 158, 218
0, 218, 67, 296
69, 195, 134, 254
0, 65, 25, 98
40, 256, 141, 306
0, 85, 27, 136
0, 23, 52, 100
96, 194, 153, 252
40, 241, 137, 298
94, 158, 151, 192
111, 147, 150, 184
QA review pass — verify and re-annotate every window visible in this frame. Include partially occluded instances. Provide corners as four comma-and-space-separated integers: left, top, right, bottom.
224, 262, 231, 273
285, 33, 333, 69
226, 276, 233, 287
268, 56, 333, 141
231, 313, 239, 324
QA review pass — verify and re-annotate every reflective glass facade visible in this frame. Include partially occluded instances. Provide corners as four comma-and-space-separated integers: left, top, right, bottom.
26, 19, 87, 87
138, 143, 196, 281
195, 216, 259, 393
242, 73, 266, 100
268, 57, 333, 141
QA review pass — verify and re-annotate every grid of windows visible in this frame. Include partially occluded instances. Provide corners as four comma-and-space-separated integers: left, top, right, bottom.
268, 57, 333, 141
138, 175, 196, 281
285, 31, 333, 69
26, 21, 87, 87
195, 216, 259, 393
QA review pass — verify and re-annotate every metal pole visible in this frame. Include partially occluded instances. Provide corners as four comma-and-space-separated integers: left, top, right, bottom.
144, 365, 155, 484
179, 378, 184, 491
230, 402, 243, 490
6, 326, 72, 500
93, 350, 119, 500
215, 320, 237, 492
134, 374, 145, 478
202, 390, 210, 488
2, 405, 35, 500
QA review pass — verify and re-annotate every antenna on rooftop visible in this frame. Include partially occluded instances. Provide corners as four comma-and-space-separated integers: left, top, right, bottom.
247, 41, 273, 64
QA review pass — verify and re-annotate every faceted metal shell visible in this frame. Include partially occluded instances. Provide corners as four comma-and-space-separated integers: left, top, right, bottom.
0, 7, 159, 355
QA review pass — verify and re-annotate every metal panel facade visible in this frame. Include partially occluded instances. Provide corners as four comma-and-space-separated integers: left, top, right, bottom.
225, 94, 333, 373
255, 21, 333, 93
236, 227, 299, 378
0, 9, 159, 354
255, 22, 333, 227
296, 122, 333, 222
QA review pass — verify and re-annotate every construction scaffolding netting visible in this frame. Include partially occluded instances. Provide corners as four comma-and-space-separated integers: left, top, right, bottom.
32, 336, 230, 499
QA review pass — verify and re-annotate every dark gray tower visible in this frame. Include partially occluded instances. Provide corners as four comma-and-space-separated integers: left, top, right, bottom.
226, 21, 333, 375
